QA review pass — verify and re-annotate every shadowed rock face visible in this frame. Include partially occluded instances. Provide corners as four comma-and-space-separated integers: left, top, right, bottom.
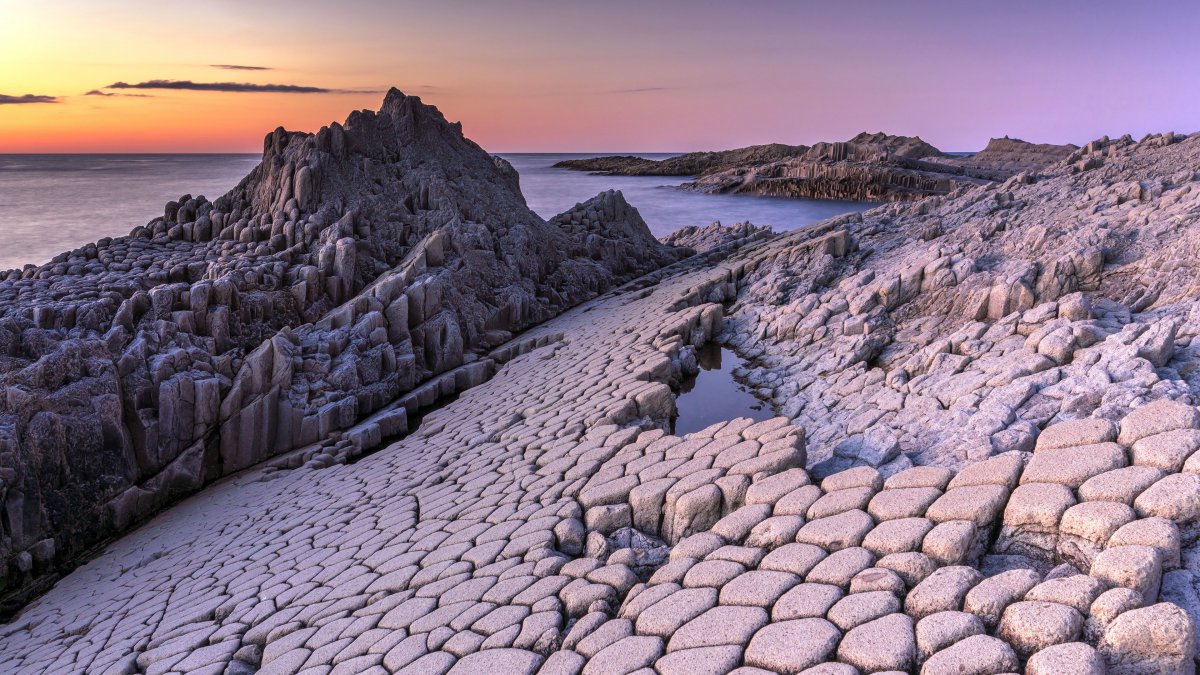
0, 88, 685, 608
558, 133, 1078, 203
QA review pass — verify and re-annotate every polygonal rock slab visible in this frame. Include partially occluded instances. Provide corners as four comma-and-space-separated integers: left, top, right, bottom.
744, 618, 840, 673
836, 613, 916, 673
918, 634, 1019, 674
997, 601, 1083, 658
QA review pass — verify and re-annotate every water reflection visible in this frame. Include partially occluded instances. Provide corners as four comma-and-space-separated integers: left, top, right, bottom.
672, 343, 773, 436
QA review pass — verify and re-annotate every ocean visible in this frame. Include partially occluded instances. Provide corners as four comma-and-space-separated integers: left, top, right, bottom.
0, 153, 871, 270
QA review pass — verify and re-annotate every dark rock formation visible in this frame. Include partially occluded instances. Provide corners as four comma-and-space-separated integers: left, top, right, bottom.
685, 133, 989, 202
661, 221, 774, 253
551, 144, 808, 176
0, 88, 685, 610
559, 133, 1077, 203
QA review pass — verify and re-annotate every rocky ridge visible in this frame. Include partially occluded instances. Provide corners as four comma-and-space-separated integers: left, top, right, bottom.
661, 221, 775, 254
0, 89, 685, 609
550, 144, 808, 177
560, 133, 1077, 203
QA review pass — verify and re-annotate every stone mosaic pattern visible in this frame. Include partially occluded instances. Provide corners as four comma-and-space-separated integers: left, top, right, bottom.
1, 246, 1196, 674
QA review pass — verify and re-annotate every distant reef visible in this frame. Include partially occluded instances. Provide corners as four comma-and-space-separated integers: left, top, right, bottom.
557, 133, 1079, 202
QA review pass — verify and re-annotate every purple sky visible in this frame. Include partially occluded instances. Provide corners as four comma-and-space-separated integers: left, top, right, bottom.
4, 0, 1199, 151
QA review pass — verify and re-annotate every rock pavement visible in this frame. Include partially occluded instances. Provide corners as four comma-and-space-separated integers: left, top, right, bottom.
2, 225, 1199, 672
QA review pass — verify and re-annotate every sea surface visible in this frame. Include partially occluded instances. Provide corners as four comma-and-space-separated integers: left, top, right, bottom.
672, 343, 773, 436
503, 153, 871, 237
0, 152, 871, 271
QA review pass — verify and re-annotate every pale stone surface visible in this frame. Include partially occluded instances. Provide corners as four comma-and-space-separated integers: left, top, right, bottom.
744, 619, 841, 673
963, 568, 1041, 628
915, 611, 985, 662
653, 646, 743, 675
773, 583, 844, 621
1025, 642, 1105, 675
918, 634, 1019, 675
1091, 545, 1162, 604
836, 613, 915, 673
827, 591, 901, 630
997, 601, 1084, 658
1101, 603, 1197, 674
905, 566, 983, 620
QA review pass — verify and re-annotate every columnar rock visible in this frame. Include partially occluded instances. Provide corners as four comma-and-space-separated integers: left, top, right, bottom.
0, 89, 686, 607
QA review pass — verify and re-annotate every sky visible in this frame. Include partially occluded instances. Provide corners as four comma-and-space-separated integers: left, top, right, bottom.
1, 0, 1198, 153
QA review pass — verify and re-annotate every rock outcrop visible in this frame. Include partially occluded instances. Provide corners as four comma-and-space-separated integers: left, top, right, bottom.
928, 136, 1081, 181
721, 131, 1197, 479
551, 144, 808, 176
560, 133, 1078, 203
661, 221, 774, 253
0, 88, 685, 609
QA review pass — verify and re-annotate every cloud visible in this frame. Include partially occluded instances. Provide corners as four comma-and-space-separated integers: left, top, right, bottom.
610, 86, 676, 94
0, 93, 58, 104
211, 64, 272, 71
85, 89, 153, 98
105, 79, 374, 94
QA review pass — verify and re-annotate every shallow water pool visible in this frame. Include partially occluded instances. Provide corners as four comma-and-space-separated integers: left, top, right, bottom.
672, 343, 774, 436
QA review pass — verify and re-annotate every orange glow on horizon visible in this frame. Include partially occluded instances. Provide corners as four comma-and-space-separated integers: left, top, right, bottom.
2, 1, 1198, 154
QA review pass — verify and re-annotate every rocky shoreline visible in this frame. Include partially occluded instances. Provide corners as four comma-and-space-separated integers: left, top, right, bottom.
557, 133, 1077, 203
0, 92, 1198, 673
0, 89, 688, 613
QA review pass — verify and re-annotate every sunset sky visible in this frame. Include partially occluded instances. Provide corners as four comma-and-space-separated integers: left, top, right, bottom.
2, 0, 1198, 153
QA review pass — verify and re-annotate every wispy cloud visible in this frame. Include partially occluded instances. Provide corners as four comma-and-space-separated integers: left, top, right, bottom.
0, 93, 58, 104
610, 86, 677, 94
85, 89, 154, 98
211, 64, 272, 71
104, 80, 376, 94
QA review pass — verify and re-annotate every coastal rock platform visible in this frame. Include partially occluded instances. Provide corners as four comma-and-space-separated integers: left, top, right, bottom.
2, 223, 1198, 673
3, 94, 1200, 674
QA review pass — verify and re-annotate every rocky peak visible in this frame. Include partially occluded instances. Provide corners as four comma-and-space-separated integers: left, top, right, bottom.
0, 89, 686, 610
805, 132, 944, 163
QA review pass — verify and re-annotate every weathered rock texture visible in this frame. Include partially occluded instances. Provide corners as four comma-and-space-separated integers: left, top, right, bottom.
660, 221, 775, 253
0, 89, 684, 609
0, 236, 1195, 674
927, 136, 1081, 181
551, 144, 808, 176
561, 133, 1077, 202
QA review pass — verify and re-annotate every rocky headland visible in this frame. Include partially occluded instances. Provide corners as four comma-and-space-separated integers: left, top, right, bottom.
550, 144, 808, 177
559, 133, 1078, 203
0, 93, 1197, 675
0, 88, 686, 612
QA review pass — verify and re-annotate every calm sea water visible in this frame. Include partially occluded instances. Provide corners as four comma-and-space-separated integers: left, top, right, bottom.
0, 152, 870, 270
0, 154, 260, 270
673, 343, 773, 436
503, 153, 870, 237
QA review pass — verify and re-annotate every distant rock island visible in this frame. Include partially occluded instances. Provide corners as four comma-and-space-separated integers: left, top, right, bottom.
555, 133, 1078, 202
